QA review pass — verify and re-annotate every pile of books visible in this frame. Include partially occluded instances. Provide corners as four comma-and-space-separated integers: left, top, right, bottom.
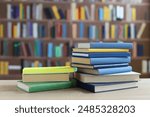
17, 66, 77, 93
72, 42, 140, 93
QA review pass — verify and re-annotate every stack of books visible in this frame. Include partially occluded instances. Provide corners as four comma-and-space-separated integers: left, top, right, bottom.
17, 66, 77, 93
72, 42, 140, 93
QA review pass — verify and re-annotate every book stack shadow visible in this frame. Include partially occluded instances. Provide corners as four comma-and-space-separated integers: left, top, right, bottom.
17, 66, 77, 93
72, 42, 140, 93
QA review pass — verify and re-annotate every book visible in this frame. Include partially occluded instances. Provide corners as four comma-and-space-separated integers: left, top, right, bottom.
78, 66, 132, 75
77, 80, 138, 93
72, 52, 131, 58
72, 57, 131, 65
72, 63, 129, 69
142, 60, 147, 73
131, 8, 136, 21
73, 48, 129, 53
52, 5, 60, 20
23, 66, 77, 75
76, 71, 140, 83
79, 22, 84, 38
137, 23, 146, 39
77, 42, 133, 49
22, 73, 69, 82
17, 79, 76, 93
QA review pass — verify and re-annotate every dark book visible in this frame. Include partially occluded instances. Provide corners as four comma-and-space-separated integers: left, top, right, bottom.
13, 41, 21, 56
58, 8, 65, 19
43, 8, 55, 19
51, 25, 56, 38
137, 44, 144, 56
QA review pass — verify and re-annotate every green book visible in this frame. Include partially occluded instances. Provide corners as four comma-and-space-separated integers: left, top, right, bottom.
17, 79, 76, 93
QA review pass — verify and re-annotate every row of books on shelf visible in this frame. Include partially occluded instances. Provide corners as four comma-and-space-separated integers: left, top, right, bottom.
0, 22, 146, 39
0, 41, 69, 57
5, 2, 137, 21
142, 60, 150, 73
72, 22, 146, 39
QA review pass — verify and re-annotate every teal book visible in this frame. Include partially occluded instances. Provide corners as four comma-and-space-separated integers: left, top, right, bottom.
17, 79, 76, 93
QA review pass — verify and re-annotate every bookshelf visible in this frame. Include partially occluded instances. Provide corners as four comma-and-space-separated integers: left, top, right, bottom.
0, 0, 150, 79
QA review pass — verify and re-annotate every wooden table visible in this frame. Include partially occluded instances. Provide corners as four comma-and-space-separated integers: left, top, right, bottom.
0, 79, 150, 100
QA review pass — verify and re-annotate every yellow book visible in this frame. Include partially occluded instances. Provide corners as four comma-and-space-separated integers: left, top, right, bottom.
132, 8, 136, 21
34, 61, 39, 67
0, 61, 4, 75
0, 61, 1, 75
124, 24, 128, 39
80, 7, 86, 20
111, 24, 115, 39
23, 66, 77, 75
0, 24, 4, 38
13, 25, 17, 38
19, 3, 23, 20
75, 8, 79, 20
52, 5, 60, 20
73, 48, 129, 53
3, 61, 9, 75
104, 6, 110, 21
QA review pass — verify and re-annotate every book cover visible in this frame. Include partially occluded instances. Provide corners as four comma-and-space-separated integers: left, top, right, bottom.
79, 22, 84, 38
72, 52, 131, 58
73, 48, 129, 53
52, 5, 60, 20
23, 66, 77, 75
77, 80, 137, 93
17, 79, 76, 93
98, 7, 103, 21
72, 57, 131, 65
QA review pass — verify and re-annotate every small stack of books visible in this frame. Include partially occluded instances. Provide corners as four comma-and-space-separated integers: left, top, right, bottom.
72, 42, 140, 93
17, 66, 77, 93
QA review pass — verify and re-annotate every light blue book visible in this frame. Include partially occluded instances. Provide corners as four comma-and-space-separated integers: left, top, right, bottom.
62, 23, 67, 38
47, 43, 53, 58
79, 22, 84, 38
98, 8, 104, 21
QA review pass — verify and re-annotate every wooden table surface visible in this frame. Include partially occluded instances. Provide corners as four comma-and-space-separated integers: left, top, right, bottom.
0, 79, 150, 100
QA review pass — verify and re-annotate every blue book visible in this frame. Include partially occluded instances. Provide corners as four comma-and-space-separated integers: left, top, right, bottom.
72, 52, 131, 58
79, 22, 84, 38
88, 25, 96, 39
72, 57, 131, 65
77, 80, 138, 93
62, 23, 67, 38
137, 44, 144, 56
77, 42, 133, 49
47, 43, 53, 58
72, 63, 129, 69
98, 8, 103, 21
78, 66, 132, 75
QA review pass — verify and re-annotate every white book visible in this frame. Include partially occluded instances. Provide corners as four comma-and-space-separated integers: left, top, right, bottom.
142, 60, 148, 73
126, 4, 132, 21
113, 7, 116, 21
22, 24, 27, 38
91, 4, 95, 21
7, 22, 12, 38
16, 23, 21, 38
33, 23, 38, 38
7, 4, 11, 19
105, 22, 110, 39
32, 4, 36, 19
37, 4, 43, 20
84, 6, 90, 20
26, 5, 31, 20
119, 6, 124, 20
137, 23, 146, 39
109, 5, 113, 21
71, 3, 76, 21
76, 72, 140, 83
9, 65, 21, 70
130, 23, 135, 39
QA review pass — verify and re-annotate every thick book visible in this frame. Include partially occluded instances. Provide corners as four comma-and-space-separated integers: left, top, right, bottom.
77, 42, 133, 49
23, 73, 69, 82
72, 57, 131, 65
73, 48, 129, 53
72, 52, 130, 58
77, 80, 138, 93
78, 66, 132, 75
17, 79, 76, 93
72, 63, 129, 69
23, 66, 77, 75
75, 72, 140, 83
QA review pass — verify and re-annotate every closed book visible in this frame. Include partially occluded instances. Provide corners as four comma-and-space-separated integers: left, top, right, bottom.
72, 23, 77, 39
142, 60, 147, 73
75, 72, 140, 83
73, 48, 129, 53
104, 6, 110, 21
91, 4, 95, 21
137, 23, 146, 39
77, 42, 133, 49
80, 7, 86, 20
98, 7, 103, 21
72, 57, 131, 65
132, 8, 136, 21
78, 66, 132, 75
79, 22, 84, 38
72, 52, 130, 58
52, 5, 60, 20
62, 23, 67, 38
23, 66, 77, 75
72, 63, 129, 69
17, 79, 76, 93
47, 43, 53, 58
58, 8, 65, 19
77, 80, 137, 93
23, 73, 69, 82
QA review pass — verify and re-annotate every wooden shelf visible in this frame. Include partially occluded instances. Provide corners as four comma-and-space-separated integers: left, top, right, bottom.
132, 57, 150, 60
0, 75, 22, 80
140, 73, 150, 78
